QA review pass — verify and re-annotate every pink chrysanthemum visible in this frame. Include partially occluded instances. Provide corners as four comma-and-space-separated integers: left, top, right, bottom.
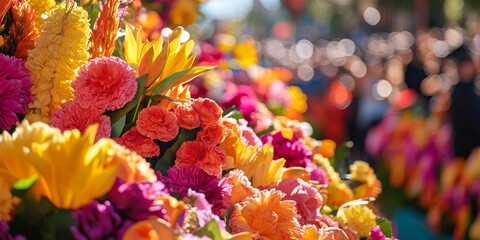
72, 56, 137, 111
50, 101, 111, 141
0, 54, 31, 130
113, 128, 160, 158
136, 106, 179, 142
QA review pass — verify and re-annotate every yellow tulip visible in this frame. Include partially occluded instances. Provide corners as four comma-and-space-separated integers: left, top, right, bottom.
0, 121, 119, 209
123, 26, 214, 109
239, 143, 285, 187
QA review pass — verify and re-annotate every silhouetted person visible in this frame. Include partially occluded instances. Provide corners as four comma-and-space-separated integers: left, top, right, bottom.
446, 45, 480, 158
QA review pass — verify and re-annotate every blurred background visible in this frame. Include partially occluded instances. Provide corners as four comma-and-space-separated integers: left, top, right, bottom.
138, 0, 480, 239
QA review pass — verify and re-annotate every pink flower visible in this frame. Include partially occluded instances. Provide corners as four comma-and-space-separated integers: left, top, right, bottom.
113, 128, 160, 158
273, 178, 323, 224
175, 141, 226, 176
0, 54, 31, 130
136, 106, 179, 142
50, 101, 111, 141
192, 98, 223, 126
174, 104, 200, 130
72, 57, 137, 111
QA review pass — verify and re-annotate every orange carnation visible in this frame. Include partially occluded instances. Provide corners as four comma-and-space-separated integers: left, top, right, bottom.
225, 169, 257, 204
191, 98, 223, 126
174, 104, 200, 130
137, 105, 179, 142
229, 189, 301, 240
197, 124, 225, 145
113, 128, 160, 158
175, 141, 226, 176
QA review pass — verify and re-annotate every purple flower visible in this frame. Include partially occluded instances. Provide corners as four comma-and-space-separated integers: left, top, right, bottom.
306, 163, 329, 185
261, 132, 311, 167
0, 54, 31, 130
187, 190, 226, 230
0, 220, 25, 240
369, 225, 398, 240
161, 167, 232, 216
108, 179, 168, 221
71, 200, 132, 240
221, 85, 257, 122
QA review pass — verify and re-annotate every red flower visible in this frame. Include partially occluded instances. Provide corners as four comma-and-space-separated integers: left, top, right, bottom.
174, 104, 200, 130
197, 124, 225, 145
136, 105, 179, 142
191, 98, 223, 126
175, 141, 226, 176
113, 128, 160, 158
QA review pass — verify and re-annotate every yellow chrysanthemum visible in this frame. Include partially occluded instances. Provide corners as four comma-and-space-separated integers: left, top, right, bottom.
336, 205, 376, 236
25, 1, 91, 123
123, 26, 213, 109
238, 143, 285, 188
27, 0, 56, 28
229, 189, 301, 240
0, 121, 119, 209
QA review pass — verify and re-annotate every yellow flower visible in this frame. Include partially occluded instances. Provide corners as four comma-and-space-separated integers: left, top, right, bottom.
336, 205, 376, 236
109, 142, 157, 183
469, 216, 480, 240
349, 161, 382, 199
0, 121, 119, 209
238, 143, 285, 188
27, 0, 56, 28
220, 119, 259, 170
123, 26, 213, 109
229, 189, 301, 240
326, 181, 354, 208
168, 0, 202, 27
285, 86, 308, 120
233, 39, 258, 69
26, 1, 91, 123
313, 154, 341, 183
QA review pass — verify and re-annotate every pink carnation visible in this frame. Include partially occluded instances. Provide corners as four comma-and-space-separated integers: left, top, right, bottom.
0, 54, 31, 130
136, 106, 179, 142
113, 128, 160, 158
72, 57, 137, 111
273, 178, 323, 224
50, 101, 111, 142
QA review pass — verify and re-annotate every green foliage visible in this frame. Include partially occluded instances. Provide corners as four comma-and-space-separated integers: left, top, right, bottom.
194, 220, 223, 240
376, 217, 394, 238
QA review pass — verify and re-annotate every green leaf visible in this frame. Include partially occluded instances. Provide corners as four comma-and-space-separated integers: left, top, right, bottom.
154, 128, 199, 175
84, 4, 101, 29
13, 175, 38, 191
42, 209, 76, 240
222, 106, 244, 120
111, 114, 126, 138
376, 217, 393, 238
194, 220, 223, 240
256, 125, 275, 137
107, 74, 148, 123
150, 68, 192, 96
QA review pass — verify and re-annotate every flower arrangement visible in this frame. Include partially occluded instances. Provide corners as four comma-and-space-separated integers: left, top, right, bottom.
367, 106, 480, 239
0, 0, 394, 239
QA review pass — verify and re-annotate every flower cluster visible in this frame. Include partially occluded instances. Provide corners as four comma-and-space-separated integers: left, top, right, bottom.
0, 1, 394, 239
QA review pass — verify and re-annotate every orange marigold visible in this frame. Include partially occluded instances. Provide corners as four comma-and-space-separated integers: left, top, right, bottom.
191, 98, 222, 126
174, 104, 200, 130
229, 189, 301, 240
136, 105, 179, 142
88, 0, 120, 58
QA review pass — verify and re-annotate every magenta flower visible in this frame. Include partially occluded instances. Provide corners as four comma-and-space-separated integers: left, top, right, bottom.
261, 132, 312, 167
71, 200, 133, 240
306, 162, 329, 185
161, 167, 232, 216
369, 226, 398, 240
221, 85, 258, 122
0, 54, 31, 130
108, 179, 168, 221
187, 190, 226, 230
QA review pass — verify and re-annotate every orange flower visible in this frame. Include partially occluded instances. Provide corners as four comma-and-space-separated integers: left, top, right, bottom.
8, 0, 38, 59
109, 141, 157, 183
122, 218, 179, 240
0, 0, 11, 22
225, 169, 257, 204
136, 106, 179, 142
113, 128, 160, 158
175, 141, 226, 176
174, 104, 200, 130
89, 0, 120, 59
319, 140, 336, 158
229, 189, 301, 240
191, 98, 223, 126
325, 182, 354, 208
197, 124, 225, 145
